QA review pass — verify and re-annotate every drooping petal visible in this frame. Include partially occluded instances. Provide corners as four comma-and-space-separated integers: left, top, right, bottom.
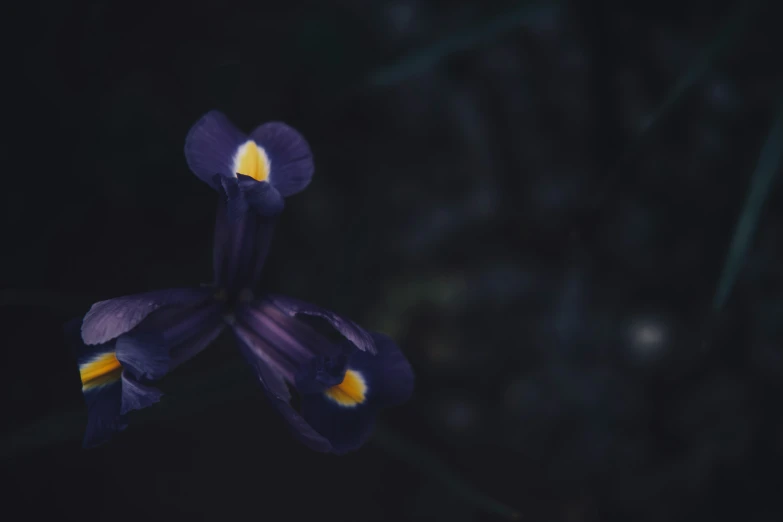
249, 122, 314, 197
294, 334, 413, 454
351, 332, 414, 407
298, 389, 378, 455
232, 322, 295, 401
237, 297, 341, 361
81, 288, 213, 345
169, 318, 226, 370
114, 299, 226, 380
232, 324, 333, 452
119, 371, 163, 416
80, 369, 162, 447
68, 318, 124, 393
184, 110, 246, 189
65, 318, 163, 448
233, 302, 413, 454
80, 375, 126, 448
110, 306, 194, 381
294, 353, 349, 394
269, 396, 335, 453
213, 183, 277, 294
267, 294, 377, 354
113, 334, 169, 382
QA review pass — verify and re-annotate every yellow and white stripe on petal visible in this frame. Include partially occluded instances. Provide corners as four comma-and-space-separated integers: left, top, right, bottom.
323, 369, 368, 408
233, 140, 270, 182
79, 351, 123, 392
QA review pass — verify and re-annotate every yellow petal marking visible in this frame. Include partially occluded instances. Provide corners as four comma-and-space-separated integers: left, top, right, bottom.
234, 140, 270, 182
79, 352, 122, 391
323, 369, 367, 407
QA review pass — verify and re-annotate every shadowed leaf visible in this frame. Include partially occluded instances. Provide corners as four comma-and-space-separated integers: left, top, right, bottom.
713, 98, 783, 311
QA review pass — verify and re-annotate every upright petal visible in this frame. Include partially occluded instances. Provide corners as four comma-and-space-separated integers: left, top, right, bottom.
249, 122, 314, 197
184, 110, 246, 189
267, 294, 377, 354
237, 175, 285, 217
213, 185, 277, 294
218, 175, 249, 222
81, 288, 213, 345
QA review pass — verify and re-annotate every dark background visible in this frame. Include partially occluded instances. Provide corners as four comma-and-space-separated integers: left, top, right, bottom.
2, 0, 782, 521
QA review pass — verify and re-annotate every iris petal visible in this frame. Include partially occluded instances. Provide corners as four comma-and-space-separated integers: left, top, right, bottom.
232, 327, 333, 453
238, 297, 339, 360
114, 300, 226, 380
213, 180, 277, 294
217, 175, 248, 222
268, 294, 377, 354
186, 112, 314, 198
184, 110, 246, 189
232, 323, 293, 401
299, 390, 377, 455
113, 335, 169, 383
295, 333, 413, 454
81, 376, 126, 448
353, 332, 414, 406
169, 319, 226, 370
65, 318, 163, 448
231, 302, 413, 454
249, 122, 314, 197
236, 175, 285, 217
295, 353, 349, 394
81, 288, 213, 345
119, 371, 163, 416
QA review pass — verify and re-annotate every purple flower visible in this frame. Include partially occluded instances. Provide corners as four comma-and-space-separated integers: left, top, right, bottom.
231, 296, 414, 454
67, 291, 225, 447
71, 175, 413, 453
184, 111, 314, 216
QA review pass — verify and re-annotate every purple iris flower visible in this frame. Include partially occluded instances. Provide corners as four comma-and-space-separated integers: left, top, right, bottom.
68, 115, 413, 453
184, 111, 315, 217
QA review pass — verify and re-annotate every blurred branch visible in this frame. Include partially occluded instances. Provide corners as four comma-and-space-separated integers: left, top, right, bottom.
712, 97, 783, 311
635, 0, 761, 137
366, 1, 560, 88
